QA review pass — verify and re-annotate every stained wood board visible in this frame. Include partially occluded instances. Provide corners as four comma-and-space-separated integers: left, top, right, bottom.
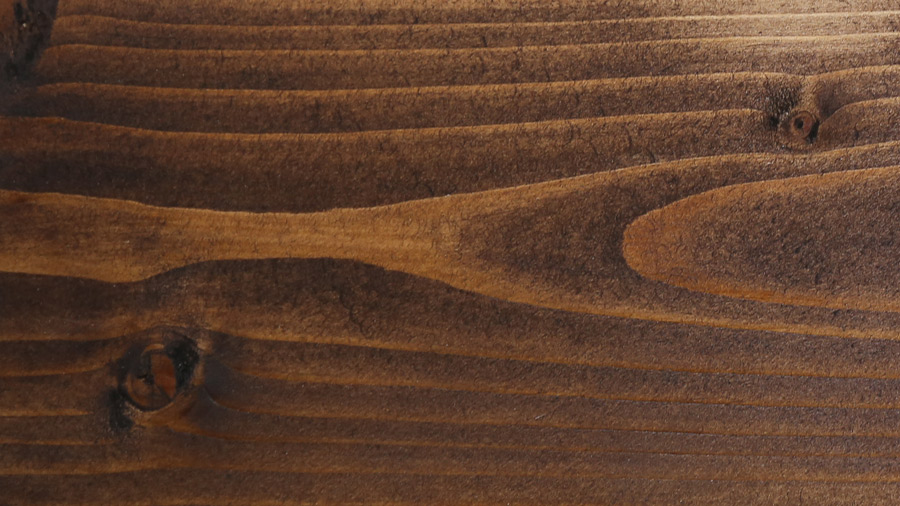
3, 0, 900, 504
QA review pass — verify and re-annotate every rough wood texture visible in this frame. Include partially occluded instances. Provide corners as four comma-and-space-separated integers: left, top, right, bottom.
3, 0, 900, 504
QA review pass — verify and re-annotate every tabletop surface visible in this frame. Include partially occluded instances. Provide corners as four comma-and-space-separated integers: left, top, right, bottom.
3, 0, 900, 504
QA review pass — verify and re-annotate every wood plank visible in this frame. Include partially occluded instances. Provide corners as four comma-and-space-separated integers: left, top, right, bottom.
5, 0, 900, 503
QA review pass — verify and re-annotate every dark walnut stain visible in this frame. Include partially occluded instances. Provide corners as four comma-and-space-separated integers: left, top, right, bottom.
4, 1, 900, 503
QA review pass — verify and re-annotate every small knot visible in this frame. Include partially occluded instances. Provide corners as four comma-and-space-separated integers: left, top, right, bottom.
120, 334, 199, 411
124, 345, 178, 410
782, 110, 819, 143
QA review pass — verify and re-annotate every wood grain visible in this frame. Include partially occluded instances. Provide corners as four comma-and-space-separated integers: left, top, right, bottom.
4, 0, 900, 504
47, 13, 900, 50
625, 165, 900, 312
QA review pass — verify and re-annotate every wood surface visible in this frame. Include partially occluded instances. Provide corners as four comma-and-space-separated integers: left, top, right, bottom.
3, 0, 900, 504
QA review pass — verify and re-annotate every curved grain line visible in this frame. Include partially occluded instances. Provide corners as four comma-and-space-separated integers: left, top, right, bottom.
54, 0, 900, 25
0, 366, 106, 378
623, 164, 900, 313
0, 439, 110, 446
9, 147, 900, 341
0, 415, 116, 446
8, 325, 900, 382
204, 369, 900, 438
0, 106, 768, 138
8, 73, 799, 133
5, 327, 900, 386
9, 468, 900, 484
0, 369, 112, 417
226, 372, 900, 411
51, 10, 900, 29
11, 155, 900, 328
0, 473, 897, 506
33, 34, 900, 90
163, 395, 900, 460
0, 112, 781, 213
8, 66, 899, 135
9, 438, 900, 483
45, 32, 900, 53
206, 361, 900, 411
163, 423, 900, 460
0, 346, 116, 377
0, 409, 92, 417
48, 12, 900, 50
5, 96, 897, 144
210, 334, 900, 381
204, 397, 900, 439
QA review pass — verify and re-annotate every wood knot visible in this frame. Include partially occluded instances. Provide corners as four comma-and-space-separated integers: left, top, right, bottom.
781, 110, 819, 144
121, 333, 199, 411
